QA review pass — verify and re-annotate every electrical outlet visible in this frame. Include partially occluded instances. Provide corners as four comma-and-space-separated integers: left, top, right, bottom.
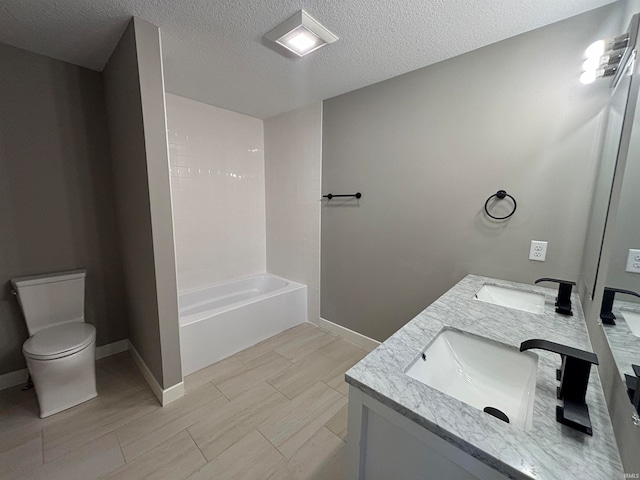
529, 240, 548, 262
626, 249, 640, 273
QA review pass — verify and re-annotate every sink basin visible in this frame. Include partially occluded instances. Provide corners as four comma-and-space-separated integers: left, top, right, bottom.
621, 309, 640, 337
474, 284, 545, 314
405, 328, 538, 430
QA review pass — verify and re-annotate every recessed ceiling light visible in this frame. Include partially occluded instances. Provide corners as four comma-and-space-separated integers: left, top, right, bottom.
264, 10, 338, 57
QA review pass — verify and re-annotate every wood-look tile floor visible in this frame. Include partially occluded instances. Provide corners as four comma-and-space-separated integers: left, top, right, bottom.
0, 323, 373, 480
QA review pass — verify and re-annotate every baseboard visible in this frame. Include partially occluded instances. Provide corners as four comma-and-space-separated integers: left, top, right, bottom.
95, 339, 129, 360
127, 340, 184, 406
0, 338, 131, 392
162, 380, 185, 405
0, 368, 29, 391
314, 317, 381, 351
2, 338, 185, 404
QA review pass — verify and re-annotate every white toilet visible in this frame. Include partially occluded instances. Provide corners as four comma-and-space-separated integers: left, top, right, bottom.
11, 269, 97, 418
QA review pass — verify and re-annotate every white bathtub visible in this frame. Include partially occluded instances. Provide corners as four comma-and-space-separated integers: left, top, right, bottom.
179, 274, 307, 376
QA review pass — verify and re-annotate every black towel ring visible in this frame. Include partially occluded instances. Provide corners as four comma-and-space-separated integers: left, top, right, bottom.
484, 190, 517, 220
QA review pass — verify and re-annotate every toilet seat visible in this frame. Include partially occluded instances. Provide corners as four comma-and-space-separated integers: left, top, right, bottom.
23, 323, 96, 361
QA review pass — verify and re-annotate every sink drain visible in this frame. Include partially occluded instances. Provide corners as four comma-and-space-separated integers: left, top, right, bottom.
483, 406, 510, 424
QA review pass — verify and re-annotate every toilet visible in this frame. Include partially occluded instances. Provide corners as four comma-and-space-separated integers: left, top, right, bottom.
11, 269, 97, 418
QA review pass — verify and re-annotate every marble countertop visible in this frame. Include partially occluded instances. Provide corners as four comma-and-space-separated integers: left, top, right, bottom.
603, 300, 640, 379
346, 274, 623, 480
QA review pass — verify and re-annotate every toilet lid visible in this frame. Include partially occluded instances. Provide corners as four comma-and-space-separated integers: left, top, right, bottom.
23, 323, 96, 360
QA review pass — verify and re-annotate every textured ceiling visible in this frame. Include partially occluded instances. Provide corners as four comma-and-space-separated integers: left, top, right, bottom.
0, 0, 619, 119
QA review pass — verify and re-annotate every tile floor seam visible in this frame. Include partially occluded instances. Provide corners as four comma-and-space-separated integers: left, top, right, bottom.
216, 381, 232, 402
162, 429, 204, 459
96, 436, 126, 479
117, 388, 221, 453
265, 379, 280, 395
116, 435, 126, 467
185, 427, 208, 463
43, 406, 156, 463
254, 427, 288, 464
321, 380, 347, 398
194, 426, 245, 463
289, 338, 340, 364
271, 350, 293, 363
279, 335, 338, 359
101, 430, 204, 480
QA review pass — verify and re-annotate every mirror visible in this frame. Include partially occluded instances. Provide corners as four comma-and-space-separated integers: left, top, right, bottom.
601, 76, 640, 384
578, 14, 640, 471
581, 58, 633, 299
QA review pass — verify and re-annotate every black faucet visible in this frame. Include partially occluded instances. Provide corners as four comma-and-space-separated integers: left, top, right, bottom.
600, 287, 640, 325
520, 339, 599, 435
535, 278, 576, 316
625, 364, 640, 415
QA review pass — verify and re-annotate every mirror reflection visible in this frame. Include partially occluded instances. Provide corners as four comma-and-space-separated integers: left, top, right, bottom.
579, 11, 640, 457
582, 57, 633, 298
601, 94, 640, 384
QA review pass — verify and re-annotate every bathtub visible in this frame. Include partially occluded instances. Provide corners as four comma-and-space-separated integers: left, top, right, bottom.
179, 274, 307, 376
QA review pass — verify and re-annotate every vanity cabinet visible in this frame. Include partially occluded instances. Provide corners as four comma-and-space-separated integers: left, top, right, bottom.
347, 386, 508, 480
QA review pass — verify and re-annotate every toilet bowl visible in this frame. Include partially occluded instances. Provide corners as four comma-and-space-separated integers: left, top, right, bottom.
12, 269, 98, 418
23, 322, 97, 418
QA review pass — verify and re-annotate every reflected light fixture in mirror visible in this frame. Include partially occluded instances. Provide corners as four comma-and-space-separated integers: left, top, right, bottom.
264, 10, 338, 57
581, 34, 630, 84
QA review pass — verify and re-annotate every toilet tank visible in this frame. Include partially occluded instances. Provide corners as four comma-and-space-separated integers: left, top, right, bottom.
11, 269, 87, 336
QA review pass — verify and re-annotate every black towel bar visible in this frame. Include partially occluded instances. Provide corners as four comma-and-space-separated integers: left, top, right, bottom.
323, 192, 362, 199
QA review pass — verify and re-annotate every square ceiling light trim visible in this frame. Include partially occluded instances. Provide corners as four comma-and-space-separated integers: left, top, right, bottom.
264, 10, 338, 57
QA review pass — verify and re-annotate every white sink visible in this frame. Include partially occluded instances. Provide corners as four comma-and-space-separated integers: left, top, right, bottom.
405, 328, 538, 430
474, 284, 545, 314
621, 309, 640, 337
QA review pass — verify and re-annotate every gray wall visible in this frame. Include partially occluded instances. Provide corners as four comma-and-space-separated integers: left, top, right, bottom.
0, 42, 128, 375
322, 5, 620, 341
103, 18, 181, 389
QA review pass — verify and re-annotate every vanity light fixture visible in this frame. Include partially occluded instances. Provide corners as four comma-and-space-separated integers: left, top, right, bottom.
264, 10, 338, 57
585, 34, 630, 59
580, 33, 630, 84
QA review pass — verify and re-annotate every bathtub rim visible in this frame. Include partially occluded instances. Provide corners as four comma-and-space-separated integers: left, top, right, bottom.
178, 273, 306, 327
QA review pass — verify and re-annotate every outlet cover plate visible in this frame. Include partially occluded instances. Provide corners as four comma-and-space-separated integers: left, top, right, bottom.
529, 241, 547, 262
626, 249, 640, 273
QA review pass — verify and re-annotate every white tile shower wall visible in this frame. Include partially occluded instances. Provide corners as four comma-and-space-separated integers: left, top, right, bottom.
264, 103, 322, 323
166, 93, 266, 292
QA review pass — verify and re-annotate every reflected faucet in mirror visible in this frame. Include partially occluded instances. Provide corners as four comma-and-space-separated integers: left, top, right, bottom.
600, 287, 640, 325
625, 364, 640, 415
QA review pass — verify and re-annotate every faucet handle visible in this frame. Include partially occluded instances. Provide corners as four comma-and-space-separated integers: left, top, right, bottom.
534, 278, 576, 316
